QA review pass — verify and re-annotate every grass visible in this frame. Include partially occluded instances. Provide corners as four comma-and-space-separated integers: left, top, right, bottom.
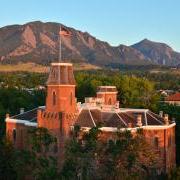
150, 68, 180, 75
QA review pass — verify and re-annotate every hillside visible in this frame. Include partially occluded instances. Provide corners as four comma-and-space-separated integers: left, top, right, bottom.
0, 21, 180, 67
132, 39, 180, 66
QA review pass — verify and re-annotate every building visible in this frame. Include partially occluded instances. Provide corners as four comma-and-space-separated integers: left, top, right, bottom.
6, 62, 176, 173
165, 92, 180, 106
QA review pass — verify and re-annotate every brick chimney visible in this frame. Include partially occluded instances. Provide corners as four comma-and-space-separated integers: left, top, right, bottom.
164, 114, 169, 125
159, 111, 163, 118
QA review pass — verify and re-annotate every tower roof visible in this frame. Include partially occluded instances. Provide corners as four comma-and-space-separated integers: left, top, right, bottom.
47, 62, 76, 85
97, 86, 117, 93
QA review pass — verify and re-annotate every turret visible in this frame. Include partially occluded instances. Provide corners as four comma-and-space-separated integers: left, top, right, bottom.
46, 63, 76, 113
96, 86, 118, 106
37, 62, 77, 135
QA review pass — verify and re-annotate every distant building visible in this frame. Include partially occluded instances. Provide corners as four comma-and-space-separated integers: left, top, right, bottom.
165, 92, 180, 106
6, 62, 176, 173
159, 89, 175, 97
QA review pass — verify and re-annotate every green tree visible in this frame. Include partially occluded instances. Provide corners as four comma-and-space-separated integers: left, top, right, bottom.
61, 127, 162, 180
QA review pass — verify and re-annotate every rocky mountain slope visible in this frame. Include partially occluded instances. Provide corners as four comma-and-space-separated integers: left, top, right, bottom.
0, 21, 179, 67
132, 39, 180, 66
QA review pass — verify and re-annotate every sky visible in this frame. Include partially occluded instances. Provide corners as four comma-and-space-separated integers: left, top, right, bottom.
0, 0, 180, 51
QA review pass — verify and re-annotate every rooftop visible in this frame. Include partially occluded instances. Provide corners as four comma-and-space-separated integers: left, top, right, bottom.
166, 92, 180, 101
75, 105, 170, 129
47, 62, 75, 85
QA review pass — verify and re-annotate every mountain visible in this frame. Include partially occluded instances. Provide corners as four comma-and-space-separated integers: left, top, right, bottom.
0, 21, 179, 67
132, 39, 180, 66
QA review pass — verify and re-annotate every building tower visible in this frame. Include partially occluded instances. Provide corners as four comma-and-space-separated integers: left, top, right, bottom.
45, 62, 76, 114
96, 86, 118, 106
37, 62, 77, 161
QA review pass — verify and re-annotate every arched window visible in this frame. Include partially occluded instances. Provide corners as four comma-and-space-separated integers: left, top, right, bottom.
13, 129, 16, 143
168, 135, 171, 148
52, 69, 56, 79
108, 98, 112, 105
53, 138, 58, 153
52, 91, 56, 106
70, 92, 73, 106
154, 137, 159, 149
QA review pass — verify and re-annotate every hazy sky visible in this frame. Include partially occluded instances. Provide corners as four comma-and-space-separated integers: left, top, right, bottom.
1, 0, 180, 51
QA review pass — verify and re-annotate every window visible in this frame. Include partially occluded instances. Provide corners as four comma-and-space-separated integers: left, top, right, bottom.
70, 92, 73, 105
108, 98, 112, 105
168, 135, 171, 148
53, 138, 58, 153
52, 91, 56, 106
154, 137, 159, 149
52, 69, 56, 78
13, 129, 16, 143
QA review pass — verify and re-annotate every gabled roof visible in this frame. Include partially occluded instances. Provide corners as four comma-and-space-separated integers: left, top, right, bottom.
166, 92, 180, 101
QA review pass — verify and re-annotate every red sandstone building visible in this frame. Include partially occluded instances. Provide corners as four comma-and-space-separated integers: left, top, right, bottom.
6, 62, 176, 173
165, 92, 180, 106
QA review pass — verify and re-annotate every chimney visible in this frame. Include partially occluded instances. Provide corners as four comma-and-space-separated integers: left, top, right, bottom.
20, 108, 24, 114
164, 114, 169, 125
6, 113, 10, 119
159, 111, 163, 118
136, 114, 142, 127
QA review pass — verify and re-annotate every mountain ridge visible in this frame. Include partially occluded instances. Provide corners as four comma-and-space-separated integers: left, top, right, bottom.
0, 21, 179, 67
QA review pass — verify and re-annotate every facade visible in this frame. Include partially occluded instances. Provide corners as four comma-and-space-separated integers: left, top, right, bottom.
6, 62, 176, 173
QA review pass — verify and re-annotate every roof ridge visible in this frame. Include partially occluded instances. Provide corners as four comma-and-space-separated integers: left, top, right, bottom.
88, 109, 96, 127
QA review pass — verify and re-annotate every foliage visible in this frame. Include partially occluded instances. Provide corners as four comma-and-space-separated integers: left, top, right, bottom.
0, 87, 45, 139
0, 138, 17, 180
0, 128, 58, 180
0, 70, 179, 179
26, 127, 58, 179
75, 71, 159, 111
61, 126, 162, 179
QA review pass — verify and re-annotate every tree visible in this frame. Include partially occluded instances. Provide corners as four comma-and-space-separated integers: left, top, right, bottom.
0, 127, 59, 180
26, 127, 59, 179
0, 137, 17, 180
61, 126, 162, 180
